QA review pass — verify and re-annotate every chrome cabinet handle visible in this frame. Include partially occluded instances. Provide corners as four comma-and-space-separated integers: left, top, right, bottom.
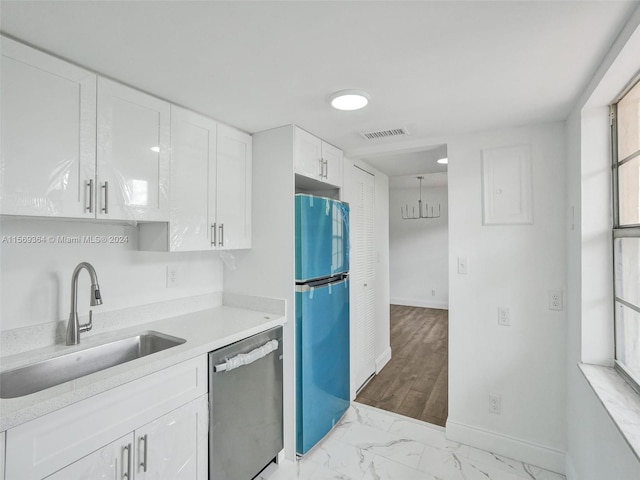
102, 181, 109, 214
211, 223, 217, 246
122, 443, 132, 479
318, 158, 324, 178
219, 223, 224, 247
86, 179, 94, 212
139, 434, 148, 472
324, 159, 329, 179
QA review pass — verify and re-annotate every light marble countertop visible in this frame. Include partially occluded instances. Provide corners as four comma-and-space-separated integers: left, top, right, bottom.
0, 305, 285, 432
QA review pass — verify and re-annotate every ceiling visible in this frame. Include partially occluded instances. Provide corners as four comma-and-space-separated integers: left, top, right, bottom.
364, 144, 448, 177
1, 1, 637, 176
389, 172, 448, 189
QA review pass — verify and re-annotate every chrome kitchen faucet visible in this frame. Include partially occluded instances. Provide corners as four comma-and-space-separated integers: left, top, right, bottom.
66, 262, 103, 345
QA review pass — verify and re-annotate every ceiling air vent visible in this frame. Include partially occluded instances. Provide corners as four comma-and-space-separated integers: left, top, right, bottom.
360, 127, 410, 140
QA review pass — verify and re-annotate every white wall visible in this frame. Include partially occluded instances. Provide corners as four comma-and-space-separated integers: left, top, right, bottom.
374, 169, 391, 369
0, 218, 223, 331
564, 6, 640, 479
389, 181, 449, 309
445, 122, 567, 472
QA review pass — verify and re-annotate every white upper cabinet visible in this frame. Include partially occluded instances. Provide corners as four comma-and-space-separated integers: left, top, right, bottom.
294, 127, 323, 179
0, 37, 97, 218
97, 78, 170, 221
321, 140, 344, 187
139, 110, 251, 252
293, 126, 343, 187
216, 124, 252, 250
167, 106, 217, 251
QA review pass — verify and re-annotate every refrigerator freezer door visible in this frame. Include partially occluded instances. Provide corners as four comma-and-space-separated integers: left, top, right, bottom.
295, 194, 349, 282
296, 278, 350, 455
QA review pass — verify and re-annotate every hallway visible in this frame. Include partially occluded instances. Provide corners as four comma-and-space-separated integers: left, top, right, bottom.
356, 305, 448, 427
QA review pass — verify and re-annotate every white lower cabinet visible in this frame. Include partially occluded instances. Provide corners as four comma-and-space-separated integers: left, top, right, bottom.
45, 433, 132, 480
135, 395, 208, 480
44, 396, 208, 480
5, 356, 208, 480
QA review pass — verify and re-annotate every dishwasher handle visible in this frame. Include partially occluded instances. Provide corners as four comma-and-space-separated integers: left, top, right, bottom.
214, 339, 279, 373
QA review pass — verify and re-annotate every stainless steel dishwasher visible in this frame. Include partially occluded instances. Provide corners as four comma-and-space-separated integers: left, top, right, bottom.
209, 326, 283, 480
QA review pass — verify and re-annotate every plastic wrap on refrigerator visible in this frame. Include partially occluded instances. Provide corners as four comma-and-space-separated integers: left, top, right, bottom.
295, 194, 350, 282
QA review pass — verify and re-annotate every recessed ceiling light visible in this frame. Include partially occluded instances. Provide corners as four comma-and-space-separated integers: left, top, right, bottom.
329, 89, 370, 111
437, 157, 448, 165
150, 146, 160, 153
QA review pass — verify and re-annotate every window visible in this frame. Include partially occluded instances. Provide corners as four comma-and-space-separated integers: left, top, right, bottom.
612, 77, 640, 392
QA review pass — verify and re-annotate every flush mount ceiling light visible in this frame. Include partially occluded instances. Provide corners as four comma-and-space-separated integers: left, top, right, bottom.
329, 89, 370, 111
437, 157, 449, 165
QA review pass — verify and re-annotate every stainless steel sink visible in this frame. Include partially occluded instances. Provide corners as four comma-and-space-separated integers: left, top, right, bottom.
0, 331, 186, 399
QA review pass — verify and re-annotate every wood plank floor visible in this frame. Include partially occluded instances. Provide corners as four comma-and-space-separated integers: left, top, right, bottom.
355, 305, 448, 427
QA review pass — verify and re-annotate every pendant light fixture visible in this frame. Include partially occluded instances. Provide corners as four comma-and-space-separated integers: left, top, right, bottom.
401, 176, 441, 220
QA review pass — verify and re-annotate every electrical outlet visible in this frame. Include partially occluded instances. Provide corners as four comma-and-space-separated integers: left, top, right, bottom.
166, 265, 179, 288
489, 394, 502, 414
458, 256, 469, 275
549, 290, 563, 311
498, 307, 510, 326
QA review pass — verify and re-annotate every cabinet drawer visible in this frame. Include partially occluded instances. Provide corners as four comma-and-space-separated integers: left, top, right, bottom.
5, 355, 207, 480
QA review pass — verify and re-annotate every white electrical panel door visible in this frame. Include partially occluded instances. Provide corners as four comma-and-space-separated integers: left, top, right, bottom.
170, 106, 217, 251
0, 36, 97, 218
351, 166, 377, 393
97, 77, 170, 221
481, 144, 533, 225
216, 124, 252, 250
294, 127, 323, 180
321, 141, 344, 188
44, 434, 133, 480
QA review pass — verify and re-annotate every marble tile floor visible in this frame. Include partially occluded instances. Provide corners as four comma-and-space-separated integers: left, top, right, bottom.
257, 402, 565, 480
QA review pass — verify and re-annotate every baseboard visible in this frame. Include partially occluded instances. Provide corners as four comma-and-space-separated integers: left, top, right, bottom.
375, 347, 392, 373
445, 419, 566, 474
390, 297, 449, 310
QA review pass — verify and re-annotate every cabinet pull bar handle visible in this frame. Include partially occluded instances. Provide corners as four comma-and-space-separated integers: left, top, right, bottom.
102, 181, 109, 214
122, 443, 132, 479
139, 434, 148, 472
86, 179, 94, 212
212, 222, 217, 246
323, 159, 329, 178
319, 158, 324, 178
219, 223, 224, 247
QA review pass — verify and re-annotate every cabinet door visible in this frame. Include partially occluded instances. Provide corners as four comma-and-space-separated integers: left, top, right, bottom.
321, 141, 343, 187
216, 124, 252, 250
97, 77, 170, 221
44, 434, 133, 480
0, 37, 96, 218
135, 396, 209, 480
294, 127, 322, 180
170, 106, 217, 251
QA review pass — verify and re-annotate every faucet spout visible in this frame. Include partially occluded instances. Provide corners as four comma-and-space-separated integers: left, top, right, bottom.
66, 262, 103, 346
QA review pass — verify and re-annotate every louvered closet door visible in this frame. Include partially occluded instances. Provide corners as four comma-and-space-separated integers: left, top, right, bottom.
351, 166, 376, 392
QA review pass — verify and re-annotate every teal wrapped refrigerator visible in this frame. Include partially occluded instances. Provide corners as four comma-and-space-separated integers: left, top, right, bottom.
295, 194, 350, 455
